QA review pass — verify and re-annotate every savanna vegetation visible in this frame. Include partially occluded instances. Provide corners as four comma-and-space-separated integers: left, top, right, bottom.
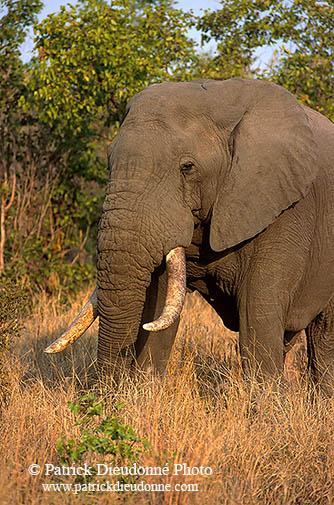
1, 0, 334, 503
2, 289, 333, 505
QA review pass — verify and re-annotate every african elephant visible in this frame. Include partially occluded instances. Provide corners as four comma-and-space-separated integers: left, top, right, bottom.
45, 78, 334, 394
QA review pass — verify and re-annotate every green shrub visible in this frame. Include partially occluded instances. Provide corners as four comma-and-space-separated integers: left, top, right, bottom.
57, 393, 150, 488
0, 278, 30, 400
0, 278, 30, 354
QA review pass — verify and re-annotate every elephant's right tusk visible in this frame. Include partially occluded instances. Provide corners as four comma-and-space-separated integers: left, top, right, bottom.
143, 246, 186, 331
44, 287, 98, 353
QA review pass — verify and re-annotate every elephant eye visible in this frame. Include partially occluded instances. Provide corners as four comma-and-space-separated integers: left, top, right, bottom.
181, 162, 194, 175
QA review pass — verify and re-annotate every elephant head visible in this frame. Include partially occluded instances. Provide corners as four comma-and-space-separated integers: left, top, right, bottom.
45, 79, 317, 375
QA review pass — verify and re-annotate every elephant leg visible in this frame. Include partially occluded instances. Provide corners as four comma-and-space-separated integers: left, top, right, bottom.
238, 297, 285, 382
306, 299, 334, 396
135, 262, 179, 374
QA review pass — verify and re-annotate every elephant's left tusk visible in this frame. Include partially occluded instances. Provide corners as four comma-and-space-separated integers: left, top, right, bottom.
44, 287, 98, 353
143, 246, 186, 331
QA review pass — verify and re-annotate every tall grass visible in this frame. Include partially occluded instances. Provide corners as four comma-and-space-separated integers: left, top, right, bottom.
0, 288, 333, 504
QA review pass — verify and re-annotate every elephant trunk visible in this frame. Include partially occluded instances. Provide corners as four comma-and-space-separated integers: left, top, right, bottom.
43, 246, 186, 356
44, 152, 193, 373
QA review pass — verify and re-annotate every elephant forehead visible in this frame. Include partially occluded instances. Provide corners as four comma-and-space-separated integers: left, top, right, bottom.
127, 81, 216, 122
111, 125, 186, 161
125, 80, 250, 136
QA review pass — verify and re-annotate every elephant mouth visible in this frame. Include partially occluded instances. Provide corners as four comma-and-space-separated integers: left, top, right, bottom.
44, 246, 186, 354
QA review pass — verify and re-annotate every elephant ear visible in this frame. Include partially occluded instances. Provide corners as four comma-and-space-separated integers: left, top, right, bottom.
209, 79, 318, 252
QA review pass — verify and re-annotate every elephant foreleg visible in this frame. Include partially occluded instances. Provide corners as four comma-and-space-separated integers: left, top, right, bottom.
238, 297, 285, 382
306, 299, 334, 396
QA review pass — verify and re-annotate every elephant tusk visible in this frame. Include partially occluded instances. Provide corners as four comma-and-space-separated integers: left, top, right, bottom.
44, 287, 98, 353
143, 246, 186, 332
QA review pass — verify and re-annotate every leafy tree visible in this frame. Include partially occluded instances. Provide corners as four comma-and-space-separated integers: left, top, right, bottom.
197, 0, 275, 79
4, 0, 331, 303
0, 0, 43, 60
0, 0, 43, 372
0, 0, 99, 293
268, 1, 334, 120
5, 0, 198, 294
2, 0, 197, 292
27, 0, 198, 135
197, 0, 334, 119
0, 0, 43, 275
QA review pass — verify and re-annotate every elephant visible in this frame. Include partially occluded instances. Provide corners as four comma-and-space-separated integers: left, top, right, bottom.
45, 78, 334, 394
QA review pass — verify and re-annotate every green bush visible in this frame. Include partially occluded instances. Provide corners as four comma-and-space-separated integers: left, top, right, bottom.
0, 278, 30, 401
57, 393, 150, 488
0, 278, 30, 354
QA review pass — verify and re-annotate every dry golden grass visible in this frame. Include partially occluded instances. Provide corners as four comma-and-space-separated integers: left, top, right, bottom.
0, 288, 333, 505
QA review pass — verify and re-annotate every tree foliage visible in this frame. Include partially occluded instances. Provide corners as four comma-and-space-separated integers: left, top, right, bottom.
198, 0, 334, 119
0, 0, 99, 292
1, 0, 333, 306
0, 0, 43, 60
0, 0, 42, 361
268, 0, 334, 119
27, 0, 197, 134
0, 0, 200, 302
0, 0, 42, 276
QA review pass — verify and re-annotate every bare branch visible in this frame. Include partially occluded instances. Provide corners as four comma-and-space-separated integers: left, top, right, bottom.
4, 170, 16, 212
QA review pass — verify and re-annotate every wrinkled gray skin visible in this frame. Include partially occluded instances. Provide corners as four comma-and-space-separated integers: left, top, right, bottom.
97, 78, 334, 394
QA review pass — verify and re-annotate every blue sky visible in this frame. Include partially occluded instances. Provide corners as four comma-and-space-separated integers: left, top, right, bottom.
20, 0, 219, 61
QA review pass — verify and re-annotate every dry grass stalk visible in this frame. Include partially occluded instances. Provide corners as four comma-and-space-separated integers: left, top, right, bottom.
0, 288, 333, 505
